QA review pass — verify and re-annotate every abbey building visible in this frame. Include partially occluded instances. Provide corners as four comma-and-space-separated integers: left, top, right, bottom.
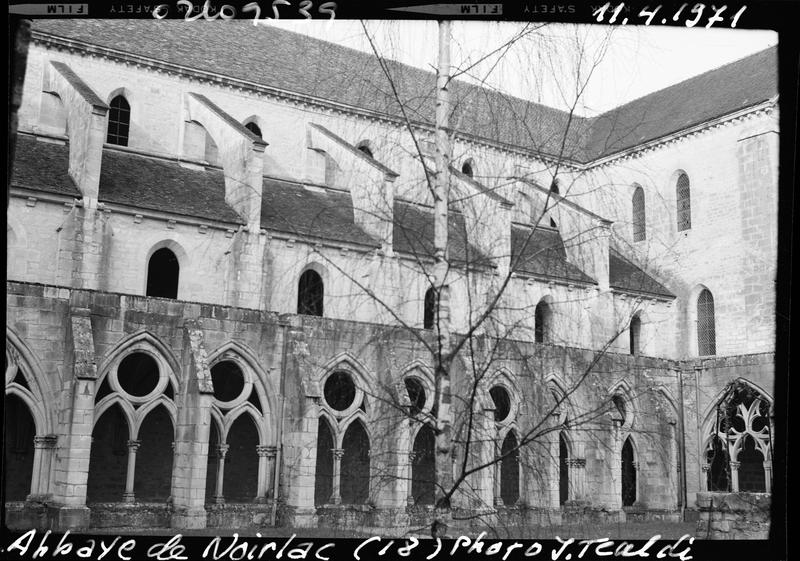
5, 20, 777, 532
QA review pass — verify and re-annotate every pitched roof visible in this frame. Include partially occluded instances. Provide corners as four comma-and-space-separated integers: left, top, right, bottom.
31, 20, 777, 163
510, 225, 596, 285
260, 181, 379, 247
393, 201, 491, 266
609, 248, 674, 298
11, 135, 80, 196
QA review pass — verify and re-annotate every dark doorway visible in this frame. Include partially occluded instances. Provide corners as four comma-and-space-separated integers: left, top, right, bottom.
224, 415, 259, 502
297, 270, 324, 316
500, 431, 520, 505
134, 405, 173, 502
87, 405, 129, 503
340, 420, 370, 504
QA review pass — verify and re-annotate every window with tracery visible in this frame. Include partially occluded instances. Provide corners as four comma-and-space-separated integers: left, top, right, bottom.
632, 185, 646, 242
697, 288, 716, 356
704, 381, 773, 493
676, 173, 691, 231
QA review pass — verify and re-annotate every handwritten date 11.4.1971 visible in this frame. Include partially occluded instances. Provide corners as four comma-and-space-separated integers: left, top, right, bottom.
593, 2, 747, 27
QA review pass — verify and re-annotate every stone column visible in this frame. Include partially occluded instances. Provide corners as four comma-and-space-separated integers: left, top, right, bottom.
493, 444, 503, 507
763, 461, 772, 493
568, 458, 587, 501
256, 445, 277, 502
213, 444, 229, 504
730, 461, 740, 492
701, 464, 711, 492
29, 435, 58, 499
330, 448, 345, 505
123, 440, 141, 503
406, 451, 417, 506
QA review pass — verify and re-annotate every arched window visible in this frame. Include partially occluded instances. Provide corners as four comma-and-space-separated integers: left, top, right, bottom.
340, 421, 370, 504
489, 386, 511, 423
632, 185, 646, 242
499, 431, 520, 505
534, 300, 552, 344
107, 95, 131, 146
245, 121, 262, 139
314, 418, 334, 506
146, 248, 179, 299
621, 436, 636, 506
423, 287, 436, 330
629, 315, 641, 355
697, 289, 716, 356
676, 173, 691, 231
297, 270, 324, 316
461, 160, 474, 178
411, 425, 435, 505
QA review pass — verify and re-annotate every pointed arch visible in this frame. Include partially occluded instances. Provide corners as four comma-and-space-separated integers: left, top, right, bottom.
317, 352, 376, 391
340, 417, 371, 504
410, 423, 436, 505
632, 184, 646, 242
607, 379, 637, 427
314, 415, 335, 506
97, 329, 180, 385
107, 92, 131, 146
206, 339, 277, 430
94, 395, 137, 436
499, 428, 521, 505
534, 296, 554, 343
133, 396, 178, 438
222, 403, 267, 445
87, 402, 131, 503
134, 403, 174, 502
6, 328, 53, 434
621, 434, 638, 506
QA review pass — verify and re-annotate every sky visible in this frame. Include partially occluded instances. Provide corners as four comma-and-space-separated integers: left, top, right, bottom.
271, 20, 777, 116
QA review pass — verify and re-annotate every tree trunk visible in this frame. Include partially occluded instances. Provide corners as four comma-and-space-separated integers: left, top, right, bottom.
432, 19, 454, 535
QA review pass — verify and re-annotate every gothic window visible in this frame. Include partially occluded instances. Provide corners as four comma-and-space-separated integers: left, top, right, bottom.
612, 394, 627, 425
559, 432, 569, 505
323, 371, 356, 412
423, 287, 436, 330
697, 289, 716, 356
535, 300, 552, 343
314, 418, 334, 506
297, 270, 324, 316
245, 121, 262, 139
340, 420, 370, 504
411, 425, 435, 505
705, 381, 772, 493
500, 431, 520, 505
146, 248, 179, 299
490, 386, 511, 423
210, 361, 245, 402
621, 436, 637, 506
632, 185, 646, 242
405, 377, 426, 417
676, 173, 692, 231
107, 95, 131, 146
629, 315, 641, 355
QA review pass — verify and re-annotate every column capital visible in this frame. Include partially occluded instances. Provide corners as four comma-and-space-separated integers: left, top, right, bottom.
332, 448, 345, 460
407, 451, 417, 462
217, 444, 230, 458
257, 445, 278, 458
701, 464, 711, 472
34, 435, 58, 448
127, 439, 141, 451
729, 461, 740, 470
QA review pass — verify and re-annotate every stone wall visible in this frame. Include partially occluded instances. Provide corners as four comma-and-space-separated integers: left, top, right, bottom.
695, 492, 770, 539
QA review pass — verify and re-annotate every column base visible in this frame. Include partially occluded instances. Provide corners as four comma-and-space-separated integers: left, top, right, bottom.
171, 506, 208, 530
47, 505, 91, 531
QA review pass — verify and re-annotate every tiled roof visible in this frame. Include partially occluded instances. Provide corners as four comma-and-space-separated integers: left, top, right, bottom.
609, 248, 674, 298
32, 20, 777, 163
260, 181, 379, 247
11, 135, 80, 196
510, 225, 596, 285
99, 150, 244, 223
393, 202, 491, 266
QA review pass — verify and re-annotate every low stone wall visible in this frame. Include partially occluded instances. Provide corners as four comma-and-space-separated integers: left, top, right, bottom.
3, 501, 48, 530
206, 503, 273, 528
695, 492, 770, 539
88, 502, 172, 528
